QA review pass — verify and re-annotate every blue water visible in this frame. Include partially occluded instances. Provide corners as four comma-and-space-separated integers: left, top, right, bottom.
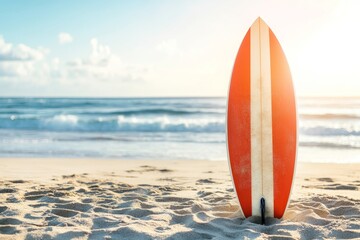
1, 97, 360, 162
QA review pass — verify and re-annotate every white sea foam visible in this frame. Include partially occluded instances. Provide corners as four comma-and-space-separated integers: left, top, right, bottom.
53, 114, 78, 124
116, 115, 224, 132
42, 114, 79, 130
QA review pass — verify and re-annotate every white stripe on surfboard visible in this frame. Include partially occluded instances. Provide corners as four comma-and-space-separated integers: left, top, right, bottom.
260, 19, 274, 218
250, 19, 262, 217
250, 18, 274, 217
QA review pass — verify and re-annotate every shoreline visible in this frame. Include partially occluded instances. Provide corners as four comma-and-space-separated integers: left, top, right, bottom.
1, 157, 359, 181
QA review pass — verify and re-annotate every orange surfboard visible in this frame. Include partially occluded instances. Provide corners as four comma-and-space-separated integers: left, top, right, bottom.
227, 18, 297, 219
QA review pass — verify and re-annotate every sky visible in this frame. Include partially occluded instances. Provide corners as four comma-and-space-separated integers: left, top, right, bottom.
0, 0, 359, 97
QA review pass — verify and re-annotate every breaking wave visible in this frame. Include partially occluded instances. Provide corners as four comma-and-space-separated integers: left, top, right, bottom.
0, 115, 225, 133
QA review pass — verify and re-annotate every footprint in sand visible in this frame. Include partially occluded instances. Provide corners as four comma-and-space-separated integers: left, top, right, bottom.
92, 217, 123, 229
62, 174, 76, 179
197, 191, 213, 198
155, 196, 192, 203
25, 190, 54, 200
55, 202, 93, 213
330, 206, 360, 217
325, 184, 358, 190
311, 183, 358, 191
196, 178, 216, 184
0, 206, 8, 214
127, 166, 173, 174
51, 209, 79, 218
0, 218, 22, 225
0, 226, 19, 235
157, 178, 176, 182
112, 208, 154, 218
9, 180, 27, 184
0, 189, 16, 194
317, 178, 334, 182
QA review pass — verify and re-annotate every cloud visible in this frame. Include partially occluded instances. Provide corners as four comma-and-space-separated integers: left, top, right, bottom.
156, 39, 182, 56
58, 32, 73, 44
66, 38, 142, 81
0, 36, 47, 61
0, 36, 48, 77
0, 35, 144, 86
0, 62, 34, 77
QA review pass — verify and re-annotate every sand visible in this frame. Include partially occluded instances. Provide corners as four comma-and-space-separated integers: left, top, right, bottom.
0, 158, 359, 239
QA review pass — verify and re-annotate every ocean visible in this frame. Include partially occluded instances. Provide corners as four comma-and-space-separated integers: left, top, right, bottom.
0, 97, 359, 163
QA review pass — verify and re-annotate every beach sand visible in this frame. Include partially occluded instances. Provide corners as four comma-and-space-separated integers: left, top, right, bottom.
0, 158, 359, 239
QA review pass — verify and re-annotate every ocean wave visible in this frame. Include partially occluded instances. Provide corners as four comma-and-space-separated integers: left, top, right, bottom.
301, 126, 360, 136
300, 141, 360, 149
2, 113, 360, 136
0, 115, 225, 133
115, 116, 224, 132
0, 99, 99, 109
78, 108, 224, 116
53, 132, 226, 143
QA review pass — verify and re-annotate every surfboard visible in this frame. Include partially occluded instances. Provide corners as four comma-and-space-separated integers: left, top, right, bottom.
226, 17, 297, 219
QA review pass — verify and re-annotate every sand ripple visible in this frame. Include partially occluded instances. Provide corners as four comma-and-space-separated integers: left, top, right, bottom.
0, 166, 359, 239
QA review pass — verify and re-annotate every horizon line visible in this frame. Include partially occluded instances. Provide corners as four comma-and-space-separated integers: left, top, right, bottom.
1, 95, 360, 99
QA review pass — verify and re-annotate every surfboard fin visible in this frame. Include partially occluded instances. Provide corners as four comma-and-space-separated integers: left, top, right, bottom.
261, 197, 265, 225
